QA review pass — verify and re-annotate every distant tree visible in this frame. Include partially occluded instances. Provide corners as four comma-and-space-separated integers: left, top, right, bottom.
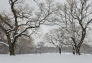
37, 42, 45, 53
16, 36, 34, 54
44, 29, 70, 54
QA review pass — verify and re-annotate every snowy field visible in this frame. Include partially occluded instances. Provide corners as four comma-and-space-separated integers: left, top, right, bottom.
0, 53, 92, 63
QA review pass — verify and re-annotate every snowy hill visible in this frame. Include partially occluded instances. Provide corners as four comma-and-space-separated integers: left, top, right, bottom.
0, 53, 92, 63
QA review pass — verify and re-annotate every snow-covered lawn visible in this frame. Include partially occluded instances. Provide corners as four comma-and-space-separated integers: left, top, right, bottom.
0, 53, 92, 63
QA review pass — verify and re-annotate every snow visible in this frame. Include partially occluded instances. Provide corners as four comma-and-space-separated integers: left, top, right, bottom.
0, 53, 92, 63
0, 41, 9, 47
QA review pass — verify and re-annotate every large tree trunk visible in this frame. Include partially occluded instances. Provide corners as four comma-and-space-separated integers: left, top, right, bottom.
71, 37, 81, 55
9, 44, 15, 55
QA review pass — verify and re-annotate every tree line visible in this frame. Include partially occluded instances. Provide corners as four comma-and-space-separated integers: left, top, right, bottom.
0, 0, 92, 55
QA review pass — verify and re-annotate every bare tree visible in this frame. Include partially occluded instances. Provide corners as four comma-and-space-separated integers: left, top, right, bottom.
0, 0, 56, 55
0, 0, 32, 55
44, 29, 69, 54
56, 0, 92, 55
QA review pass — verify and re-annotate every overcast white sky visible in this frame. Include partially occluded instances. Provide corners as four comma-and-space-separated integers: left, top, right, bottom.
0, 0, 65, 11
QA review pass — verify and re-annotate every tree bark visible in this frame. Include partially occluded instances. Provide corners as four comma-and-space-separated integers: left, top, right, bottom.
9, 43, 15, 55
59, 47, 62, 54
74, 46, 81, 55
72, 46, 75, 55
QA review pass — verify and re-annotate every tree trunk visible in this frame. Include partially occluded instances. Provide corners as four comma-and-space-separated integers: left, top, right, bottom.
75, 46, 80, 55
59, 47, 61, 54
9, 44, 15, 55
72, 46, 75, 55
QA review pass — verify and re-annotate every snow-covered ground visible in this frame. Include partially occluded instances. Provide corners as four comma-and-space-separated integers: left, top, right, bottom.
0, 53, 92, 63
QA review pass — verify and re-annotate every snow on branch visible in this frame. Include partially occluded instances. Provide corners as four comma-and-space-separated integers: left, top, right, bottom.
0, 41, 9, 47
